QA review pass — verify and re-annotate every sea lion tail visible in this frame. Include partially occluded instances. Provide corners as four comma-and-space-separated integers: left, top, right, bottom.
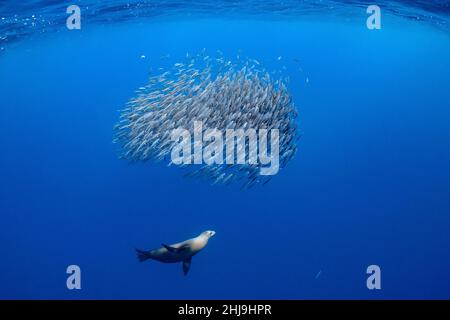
135, 248, 151, 262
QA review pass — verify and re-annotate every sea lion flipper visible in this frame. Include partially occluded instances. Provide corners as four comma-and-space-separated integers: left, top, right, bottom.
182, 257, 192, 276
162, 243, 177, 252
162, 243, 188, 253
135, 248, 152, 262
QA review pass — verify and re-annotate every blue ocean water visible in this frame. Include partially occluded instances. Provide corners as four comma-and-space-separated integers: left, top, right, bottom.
0, 1, 449, 299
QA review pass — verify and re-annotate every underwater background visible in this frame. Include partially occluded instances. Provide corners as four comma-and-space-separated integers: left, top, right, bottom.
0, 0, 449, 299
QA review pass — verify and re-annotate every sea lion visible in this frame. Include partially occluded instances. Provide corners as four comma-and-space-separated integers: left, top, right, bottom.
136, 230, 216, 275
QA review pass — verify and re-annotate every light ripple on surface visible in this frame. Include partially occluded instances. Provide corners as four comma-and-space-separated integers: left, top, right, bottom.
0, 0, 449, 50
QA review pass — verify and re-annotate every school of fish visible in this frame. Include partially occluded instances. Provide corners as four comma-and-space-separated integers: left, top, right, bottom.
114, 52, 299, 188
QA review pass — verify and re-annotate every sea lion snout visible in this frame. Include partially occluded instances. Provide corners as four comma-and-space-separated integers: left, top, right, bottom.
203, 230, 216, 238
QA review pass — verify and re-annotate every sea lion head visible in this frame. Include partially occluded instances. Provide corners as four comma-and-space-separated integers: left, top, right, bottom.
201, 230, 216, 238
